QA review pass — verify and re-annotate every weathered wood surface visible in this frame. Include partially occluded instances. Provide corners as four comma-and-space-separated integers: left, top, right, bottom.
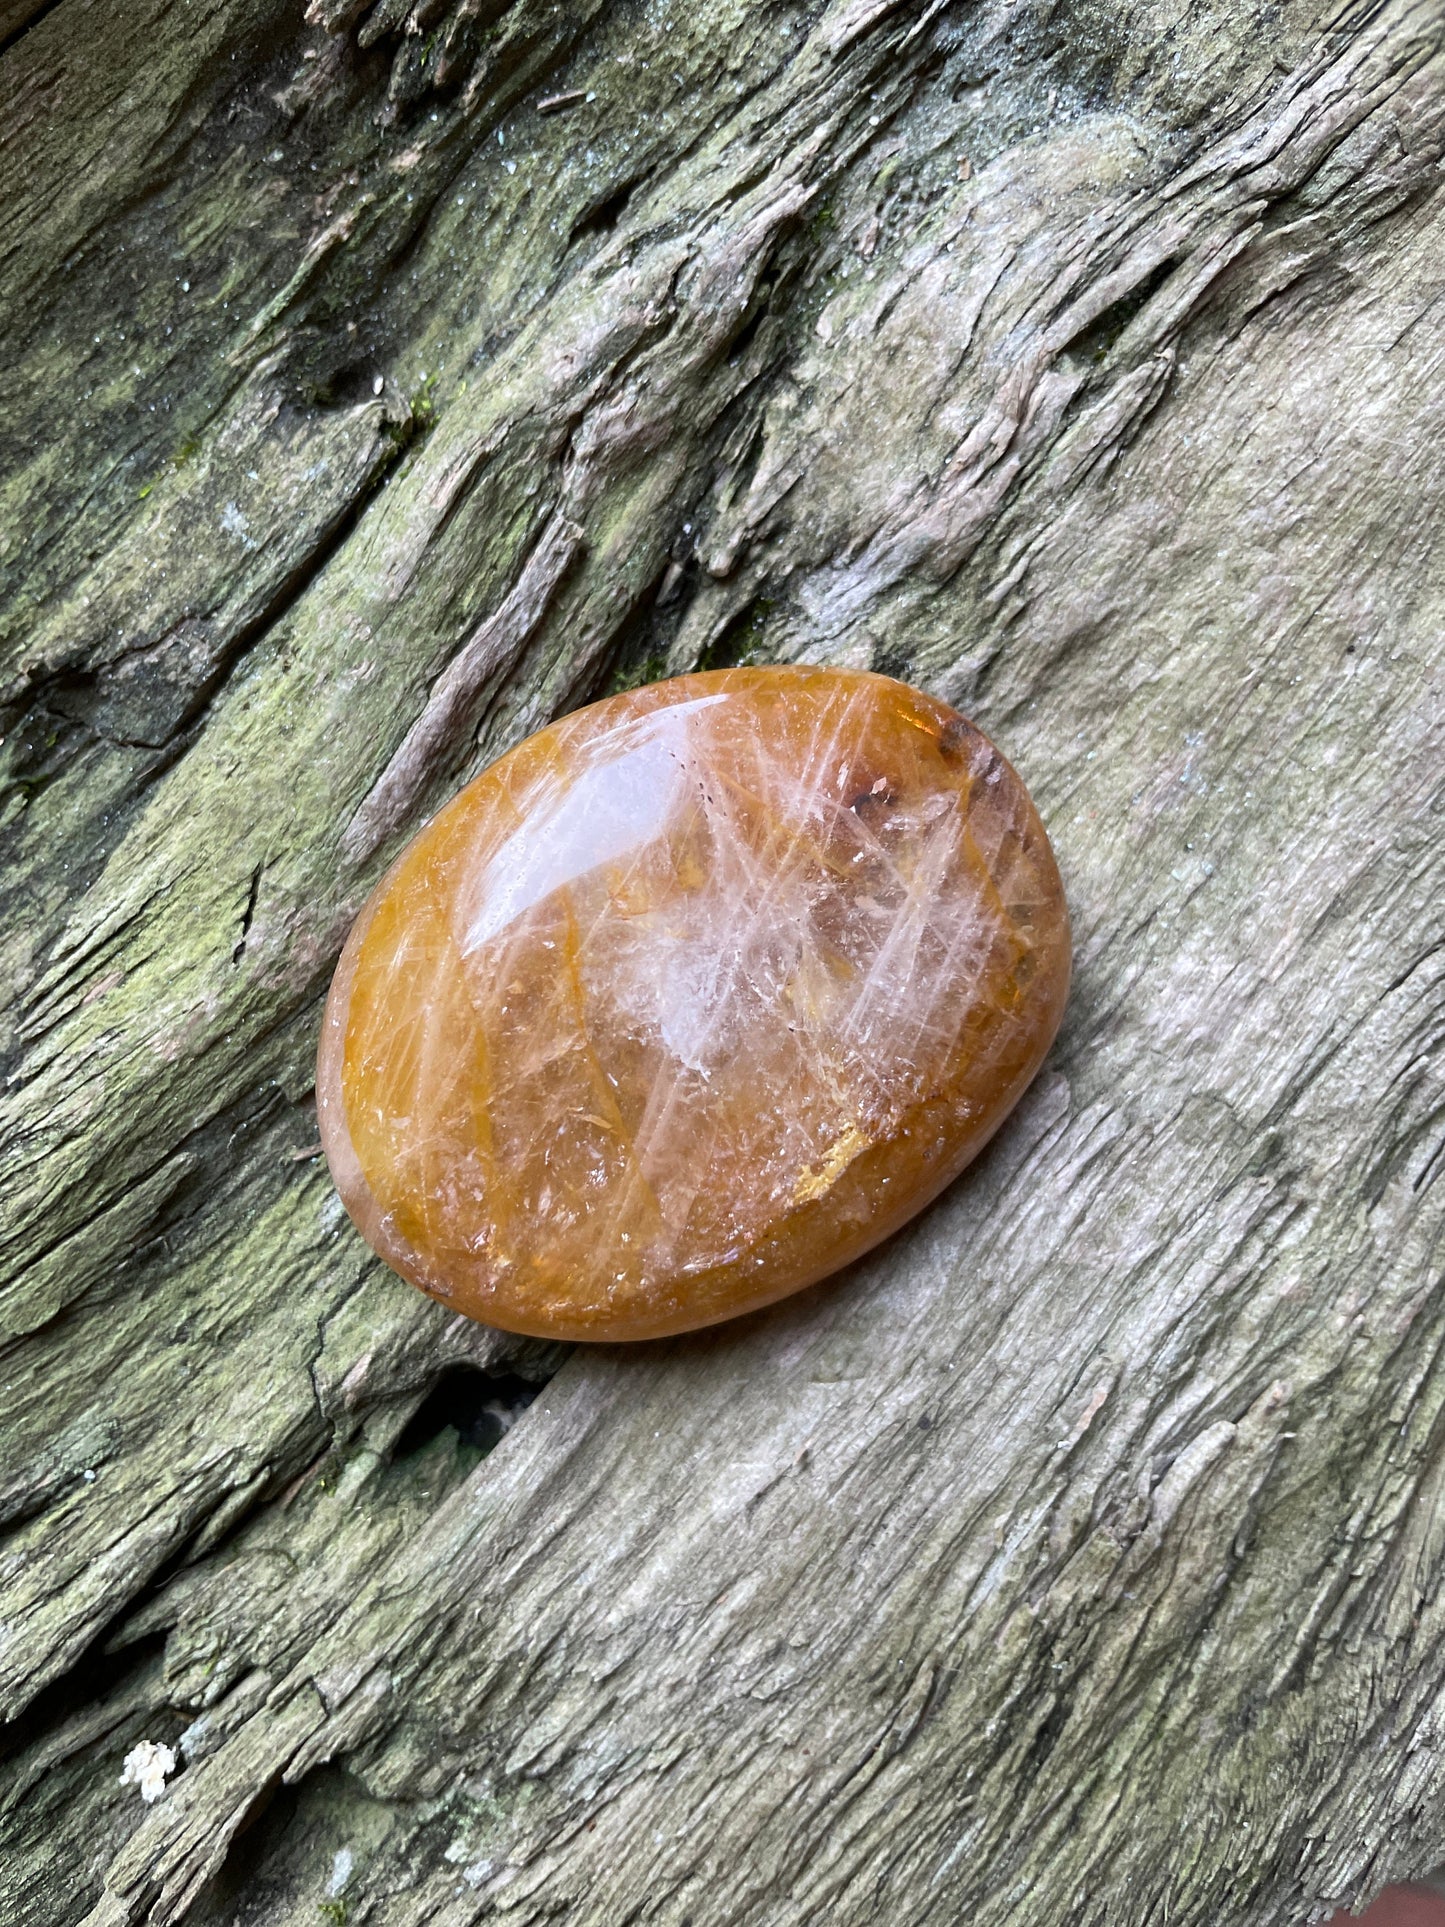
3, 0, 1444, 1921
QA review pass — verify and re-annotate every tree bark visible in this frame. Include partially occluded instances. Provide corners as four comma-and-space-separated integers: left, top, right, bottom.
3, 0, 1445, 1922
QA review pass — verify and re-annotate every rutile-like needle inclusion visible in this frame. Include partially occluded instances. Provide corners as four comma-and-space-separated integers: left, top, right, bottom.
318, 667, 1070, 1341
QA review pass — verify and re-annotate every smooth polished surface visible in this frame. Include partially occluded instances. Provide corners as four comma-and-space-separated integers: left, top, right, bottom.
318, 667, 1070, 1340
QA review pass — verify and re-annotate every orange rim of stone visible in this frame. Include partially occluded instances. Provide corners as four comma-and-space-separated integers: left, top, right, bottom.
318, 666, 1071, 1342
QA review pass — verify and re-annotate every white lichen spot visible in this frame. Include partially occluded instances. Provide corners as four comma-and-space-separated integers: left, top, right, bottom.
328, 1847, 355, 1896
220, 502, 254, 548
119, 1740, 177, 1803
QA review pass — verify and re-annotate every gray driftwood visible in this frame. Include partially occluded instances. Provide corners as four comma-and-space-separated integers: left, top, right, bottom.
3, 0, 1445, 1921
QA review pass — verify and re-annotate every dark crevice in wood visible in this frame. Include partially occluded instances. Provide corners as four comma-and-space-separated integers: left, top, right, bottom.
392, 1364, 544, 1462
0, 0, 63, 62
1070, 259, 1179, 367
697, 593, 780, 672
0, 1632, 168, 1771
232, 863, 265, 966
568, 175, 646, 250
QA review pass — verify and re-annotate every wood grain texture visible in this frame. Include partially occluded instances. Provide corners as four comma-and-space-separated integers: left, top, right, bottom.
1, 0, 1443, 1922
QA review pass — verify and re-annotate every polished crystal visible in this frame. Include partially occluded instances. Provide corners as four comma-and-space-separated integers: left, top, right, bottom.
318, 667, 1070, 1340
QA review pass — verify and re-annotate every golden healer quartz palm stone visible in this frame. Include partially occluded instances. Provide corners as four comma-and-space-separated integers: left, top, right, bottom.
317, 666, 1070, 1341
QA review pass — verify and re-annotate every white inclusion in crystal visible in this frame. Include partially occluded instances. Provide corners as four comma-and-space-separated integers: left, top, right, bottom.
655, 890, 800, 1076
459, 697, 726, 953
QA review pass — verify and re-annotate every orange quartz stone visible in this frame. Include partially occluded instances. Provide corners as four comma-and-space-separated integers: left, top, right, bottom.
317, 666, 1070, 1341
